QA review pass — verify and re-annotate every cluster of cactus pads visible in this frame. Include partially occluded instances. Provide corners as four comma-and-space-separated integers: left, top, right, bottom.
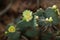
5, 5, 60, 40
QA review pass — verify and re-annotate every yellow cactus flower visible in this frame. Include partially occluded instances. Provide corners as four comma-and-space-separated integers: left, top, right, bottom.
8, 25, 16, 32
48, 17, 53, 22
52, 5, 57, 10
45, 17, 53, 22
23, 10, 33, 22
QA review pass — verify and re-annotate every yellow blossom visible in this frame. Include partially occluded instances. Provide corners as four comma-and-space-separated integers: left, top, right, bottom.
45, 17, 53, 22
48, 17, 53, 22
8, 25, 16, 32
52, 5, 57, 10
23, 10, 33, 22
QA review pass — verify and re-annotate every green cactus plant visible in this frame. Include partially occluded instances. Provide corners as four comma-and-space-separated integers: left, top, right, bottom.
5, 5, 60, 40
24, 15, 39, 37
34, 8, 44, 17
44, 7, 59, 25
5, 24, 20, 40
16, 15, 39, 37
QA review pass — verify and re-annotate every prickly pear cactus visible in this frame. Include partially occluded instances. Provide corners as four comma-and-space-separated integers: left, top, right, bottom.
24, 15, 39, 37
5, 24, 20, 40
44, 7, 59, 25
35, 8, 44, 17
37, 5, 60, 27
5, 5, 60, 40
